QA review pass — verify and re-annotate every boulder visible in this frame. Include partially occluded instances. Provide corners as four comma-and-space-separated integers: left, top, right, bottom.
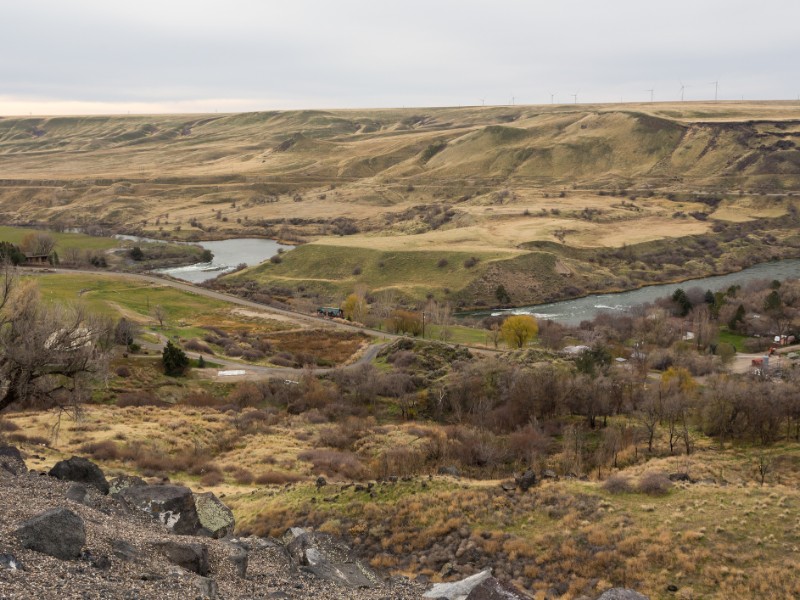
0, 446, 27, 475
227, 542, 249, 578
514, 469, 537, 492
119, 484, 201, 535
284, 528, 379, 588
438, 466, 461, 477
466, 577, 529, 599
152, 540, 210, 576
66, 483, 88, 504
193, 492, 235, 539
111, 539, 138, 563
0, 553, 22, 571
194, 576, 219, 599
14, 507, 85, 560
424, 569, 492, 599
596, 589, 649, 600
541, 469, 558, 480
108, 474, 147, 496
49, 456, 109, 494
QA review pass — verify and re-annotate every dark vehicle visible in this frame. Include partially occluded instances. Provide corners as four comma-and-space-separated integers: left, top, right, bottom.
317, 306, 343, 318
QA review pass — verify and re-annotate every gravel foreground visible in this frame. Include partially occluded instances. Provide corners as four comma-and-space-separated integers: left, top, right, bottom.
0, 469, 426, 600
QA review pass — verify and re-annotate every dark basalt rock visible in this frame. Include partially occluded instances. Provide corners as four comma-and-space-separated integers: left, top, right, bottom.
152, 540, 210, 576
0, 446, 27, 475
14, 507, 85, 560
49, 456, 109, 494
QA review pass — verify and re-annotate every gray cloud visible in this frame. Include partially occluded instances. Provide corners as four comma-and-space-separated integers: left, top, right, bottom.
2, 0, 798, 113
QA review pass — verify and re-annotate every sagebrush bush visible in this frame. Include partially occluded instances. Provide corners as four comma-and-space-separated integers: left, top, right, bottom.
254, 471, 302, 485
78, 440, 121, 461
603, 474, 633, 494
637, 472, 673, 496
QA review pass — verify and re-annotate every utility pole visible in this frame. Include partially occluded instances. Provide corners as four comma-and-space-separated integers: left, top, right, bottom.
571, 92, 578, 104
646, 89, 654, 103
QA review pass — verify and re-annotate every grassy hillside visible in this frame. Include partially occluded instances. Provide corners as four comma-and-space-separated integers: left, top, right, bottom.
3, 101, 800, 307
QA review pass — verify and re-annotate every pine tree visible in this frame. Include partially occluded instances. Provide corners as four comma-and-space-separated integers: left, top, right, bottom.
162, 340, 189, 376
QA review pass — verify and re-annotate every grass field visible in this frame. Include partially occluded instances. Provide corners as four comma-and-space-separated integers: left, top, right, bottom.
0, 225, 119, 251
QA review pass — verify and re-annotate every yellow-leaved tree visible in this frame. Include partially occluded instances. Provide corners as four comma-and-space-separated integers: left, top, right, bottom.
500, 314, 538, 348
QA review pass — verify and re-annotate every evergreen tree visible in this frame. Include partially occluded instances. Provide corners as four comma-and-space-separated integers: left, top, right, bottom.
162, 340, 189, 376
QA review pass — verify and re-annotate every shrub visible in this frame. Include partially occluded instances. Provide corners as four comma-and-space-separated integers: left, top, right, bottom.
78, 440, 121, 461
184, 339, 214, 354
603, 474, 633, 494
437, 258, 449, 268
463, 256, 479, 268
254, 471, 302, 485
0, 420, 20, 432
637, 472, 673, 496
298, 449, 369, 480
182, 391, 223, 407
8, 433, 50, 446
231, 468, 255, 485
117, 391, 166, 407
200, 471, 225, 486
115, 366, 131, 378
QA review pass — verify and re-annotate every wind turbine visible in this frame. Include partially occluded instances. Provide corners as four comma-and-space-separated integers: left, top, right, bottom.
679, 82, 689, 102
711, 80, 719, 102
550, 92, 556, 104
646, 89, 654, 103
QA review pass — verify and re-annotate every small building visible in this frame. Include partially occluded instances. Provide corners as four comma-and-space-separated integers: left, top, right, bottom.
24, 254, 50, 266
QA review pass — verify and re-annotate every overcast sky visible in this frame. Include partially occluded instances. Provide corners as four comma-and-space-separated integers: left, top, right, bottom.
1, 0, 798, 115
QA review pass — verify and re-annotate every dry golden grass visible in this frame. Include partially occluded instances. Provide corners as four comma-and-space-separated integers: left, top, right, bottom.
5, 401, 800, 598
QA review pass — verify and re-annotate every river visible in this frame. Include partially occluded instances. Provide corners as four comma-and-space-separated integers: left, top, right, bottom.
478, 259, 800, 325
115, 235, 293, 283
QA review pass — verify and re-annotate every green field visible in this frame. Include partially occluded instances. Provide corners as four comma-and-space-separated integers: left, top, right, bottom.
232, 243, 509, 302
0, 225, 119, 252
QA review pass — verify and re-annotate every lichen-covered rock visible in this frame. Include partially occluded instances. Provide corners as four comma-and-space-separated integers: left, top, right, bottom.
194, 492, 235, 539
109, 474, 146, 496
119, 484, 201, 535
595, 589, 649, 600
14, 507, 85, 560
49, 456, 109, 494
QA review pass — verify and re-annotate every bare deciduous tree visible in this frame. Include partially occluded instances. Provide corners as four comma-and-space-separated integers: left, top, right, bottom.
152, 304, 167, 329
0, 264, 110, 413
19, 232, 56, 257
